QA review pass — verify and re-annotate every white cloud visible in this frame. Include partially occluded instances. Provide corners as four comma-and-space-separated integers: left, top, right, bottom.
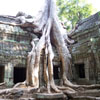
87, 0, 100, 12
0, 0, 100, 16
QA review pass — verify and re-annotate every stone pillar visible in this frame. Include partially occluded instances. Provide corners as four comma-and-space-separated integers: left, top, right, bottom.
84, 58, 89, 80
4, 62, 14, 87
94, 53, 100, 83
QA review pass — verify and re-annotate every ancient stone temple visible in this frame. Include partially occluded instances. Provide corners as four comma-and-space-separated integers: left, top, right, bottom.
1, 11, 100, 89
0, 15, 61, 87
0, 15, 32, 87
71, 12, 100, 84
1, 12, 100, 100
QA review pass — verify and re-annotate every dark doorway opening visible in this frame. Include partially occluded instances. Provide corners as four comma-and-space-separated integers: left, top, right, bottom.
14, 67, 26, 84
53, 66, 60, 79
75, 63, 85, 78
0, 65, 4, 83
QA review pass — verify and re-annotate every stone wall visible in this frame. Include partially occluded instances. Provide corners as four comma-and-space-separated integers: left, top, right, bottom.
0, 15, 61, 87
71, 12, 100, 84
0, 23, 32, 86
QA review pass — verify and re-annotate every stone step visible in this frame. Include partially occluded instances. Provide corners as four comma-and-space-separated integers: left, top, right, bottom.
70, 96, 100, 100
19, 98, 36, 100
67, 89, 100, 98
0, 98, 36, 100
33, 93, 66, 100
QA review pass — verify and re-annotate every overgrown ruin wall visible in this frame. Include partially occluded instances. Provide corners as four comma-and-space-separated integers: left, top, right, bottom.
71, 12, 100, 84
2, 12, 100, 87
0, 15, 61, 87
0, 22, 32, 86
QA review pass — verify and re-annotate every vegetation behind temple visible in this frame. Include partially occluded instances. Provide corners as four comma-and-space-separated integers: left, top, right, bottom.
56, 0, 94, 30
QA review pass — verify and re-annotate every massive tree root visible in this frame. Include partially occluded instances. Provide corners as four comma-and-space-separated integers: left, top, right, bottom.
0, 82, 5, 86
13, 0, 77, 93
13, 0, 100, 93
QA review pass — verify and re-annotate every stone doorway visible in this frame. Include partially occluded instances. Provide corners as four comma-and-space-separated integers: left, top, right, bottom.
53, 65, 60, 80
14, 67, 26, 84
75, 63, 85, 78
0, 65, 4, 83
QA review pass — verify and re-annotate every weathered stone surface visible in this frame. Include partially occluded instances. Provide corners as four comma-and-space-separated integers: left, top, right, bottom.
75, 11, 100, 33
34, 93, 66, 100
71, 12, 100, 84
20, 98, 36, 100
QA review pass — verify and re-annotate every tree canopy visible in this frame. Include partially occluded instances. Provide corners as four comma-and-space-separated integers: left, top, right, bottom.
56, 0, 94, 30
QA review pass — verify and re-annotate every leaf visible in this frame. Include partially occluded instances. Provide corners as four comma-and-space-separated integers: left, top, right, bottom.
56, 0, 94, 30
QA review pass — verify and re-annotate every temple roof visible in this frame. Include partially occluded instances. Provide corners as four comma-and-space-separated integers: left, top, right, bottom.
75, 11, 100, 33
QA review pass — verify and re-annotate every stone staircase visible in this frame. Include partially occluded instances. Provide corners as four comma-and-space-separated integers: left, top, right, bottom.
0, 88, 100, 100
68, 89, 100, 100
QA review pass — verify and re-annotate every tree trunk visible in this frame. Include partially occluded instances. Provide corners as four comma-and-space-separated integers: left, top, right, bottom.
13, 0, 77, 92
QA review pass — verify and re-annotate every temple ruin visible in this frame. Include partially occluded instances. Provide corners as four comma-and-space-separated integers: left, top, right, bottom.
0, 15, 61, 87
0, 11, 100, 99
1, 12, 100, 87
71, 12, 100, 85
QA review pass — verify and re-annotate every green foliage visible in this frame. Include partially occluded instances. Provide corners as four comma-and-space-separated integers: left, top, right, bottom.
98, 11, 100, 17
56, 0, 93, 30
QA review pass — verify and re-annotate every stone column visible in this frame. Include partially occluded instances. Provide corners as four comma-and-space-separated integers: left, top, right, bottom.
94, 52, 100, 83
4, 62, 14, 87
84, 58, 89, 80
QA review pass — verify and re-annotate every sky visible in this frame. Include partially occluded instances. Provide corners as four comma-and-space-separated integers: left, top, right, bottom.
87, 0, 100, 13
0, 0, 44, 16
0, 0, 99, 16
